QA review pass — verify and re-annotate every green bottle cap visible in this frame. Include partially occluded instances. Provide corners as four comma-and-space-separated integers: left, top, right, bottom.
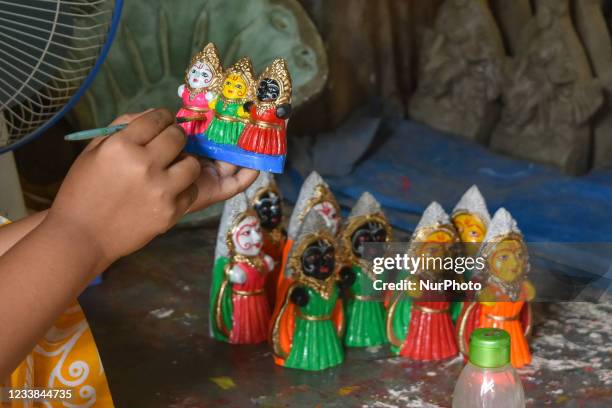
469, 328, 511, 368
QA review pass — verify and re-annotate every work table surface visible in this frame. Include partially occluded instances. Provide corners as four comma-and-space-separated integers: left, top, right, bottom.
80, 225, 612, 407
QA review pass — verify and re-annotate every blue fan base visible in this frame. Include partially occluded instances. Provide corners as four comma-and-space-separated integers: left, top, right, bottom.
185, 133, 285, 173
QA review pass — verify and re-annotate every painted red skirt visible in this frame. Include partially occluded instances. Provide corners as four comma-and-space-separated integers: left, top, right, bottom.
229, 262, 271, 344
238, 106, 286, 155
400, 301, 458, 361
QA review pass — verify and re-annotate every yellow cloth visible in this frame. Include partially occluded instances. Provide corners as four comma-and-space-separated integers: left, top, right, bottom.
1, 216, 114, 407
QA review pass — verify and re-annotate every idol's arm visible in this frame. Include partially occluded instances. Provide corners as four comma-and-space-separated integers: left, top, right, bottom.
477, 284, 497, 306
276, 103, 292, 119
208, 98, 218, 110
406, 276, 422, 298
237, 105, 250, 119
337, 266, 356, 290
290, 286, 309, 307
228, 265, 247, 284
522, 280, 536, 302
263, 254, 275, 272
205, 91, 216, 101
243, 101, 254, 112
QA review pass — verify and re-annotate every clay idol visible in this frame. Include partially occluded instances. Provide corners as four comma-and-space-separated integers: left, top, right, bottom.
277, 171, 340, 293
452, 185, 492, 258
386, 202, 460, 361
209, 193, 274, 344
186, 56, 293, 173
450, 185, 492, 321
245, 172, 286, 307
186, 57, 254, 164
456, 208, 535, 368
271, 172, 341, 365
340, 192, 393, 347
238, 58, 292, 172
207, 57, 256, 145
176, 43, 222, 136
286, 172, 340, 249
271, 211, 354, 371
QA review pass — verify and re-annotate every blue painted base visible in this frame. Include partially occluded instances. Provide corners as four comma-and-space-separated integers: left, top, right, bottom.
185, 134, 285, 173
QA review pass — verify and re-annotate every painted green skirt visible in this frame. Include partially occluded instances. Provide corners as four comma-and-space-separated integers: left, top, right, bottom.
344, 298, 387, 347
206, 99, 246, 145
206, 116, 245, 145
284, 286, 344, 371
344, 265, 388, 347
285, 318, 344, 371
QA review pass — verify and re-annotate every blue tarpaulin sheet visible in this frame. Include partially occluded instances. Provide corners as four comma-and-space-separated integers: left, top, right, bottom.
279, 119, 612, 282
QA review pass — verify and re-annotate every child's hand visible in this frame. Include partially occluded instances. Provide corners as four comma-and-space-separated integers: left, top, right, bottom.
47, 108, 257, 265
0, 109, 260, 376
191, 160, 258, 211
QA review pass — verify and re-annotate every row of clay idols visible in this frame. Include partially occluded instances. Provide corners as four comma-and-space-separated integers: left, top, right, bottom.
209, 171, 534, 371
409, 0, 612, 174
177, 43, 292, 173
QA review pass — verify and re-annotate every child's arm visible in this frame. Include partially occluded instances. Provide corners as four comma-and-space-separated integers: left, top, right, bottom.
0, 113, 146, 256
0, 108, 257, 377
0, 211, 47, 256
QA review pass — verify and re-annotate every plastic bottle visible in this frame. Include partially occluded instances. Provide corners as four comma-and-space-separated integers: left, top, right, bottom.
452, 328, 525, 408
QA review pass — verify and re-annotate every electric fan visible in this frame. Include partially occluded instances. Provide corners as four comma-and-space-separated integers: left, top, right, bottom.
0, 0, 123, 219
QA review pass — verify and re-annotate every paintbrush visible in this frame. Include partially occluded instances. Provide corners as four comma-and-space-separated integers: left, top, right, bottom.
64, 116, 205, 141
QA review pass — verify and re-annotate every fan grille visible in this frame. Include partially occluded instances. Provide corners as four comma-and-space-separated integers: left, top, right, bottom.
0, 0, 119, 149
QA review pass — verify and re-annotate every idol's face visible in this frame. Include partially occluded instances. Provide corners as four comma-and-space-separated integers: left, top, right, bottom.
188, 62, 214, 88
453, 213, 486, 255
415, 230, 454, 274
301, 239, 335, 281
254, 191, 282, 230
489, 239, 525, 283
222, 74, 248, 99
350, 221, 387, 258
312, 201, 340, 235
257, 78, 281, 102
231, 216, 263, 256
